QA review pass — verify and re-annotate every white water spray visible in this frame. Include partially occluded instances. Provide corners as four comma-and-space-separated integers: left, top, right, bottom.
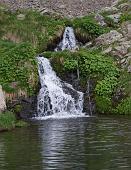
36, 27, 86, 119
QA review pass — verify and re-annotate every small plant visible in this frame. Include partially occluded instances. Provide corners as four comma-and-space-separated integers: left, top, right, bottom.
95, 96, 112, 113
120, 13, 131, 23
15, 120, 29, 127
115, 97, 131, 115
0, 111, 16, 130
73, 16, 108, 40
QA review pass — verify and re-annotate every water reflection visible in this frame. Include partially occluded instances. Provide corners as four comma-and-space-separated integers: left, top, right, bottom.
0, 116, 131, 170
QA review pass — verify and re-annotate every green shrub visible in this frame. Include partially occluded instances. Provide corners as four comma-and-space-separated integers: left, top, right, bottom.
120, 13, 131, 23
0, 41, 38, 95
115, 97, 131, 115
95, 76, 118, 96
0, 111, 16, 130
15, 120, 29, 127
73, 16, 108, 40
95, 96, 112, 113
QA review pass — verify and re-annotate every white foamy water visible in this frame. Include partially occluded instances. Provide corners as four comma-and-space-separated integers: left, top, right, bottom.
55, 27, 77, 51
36, 27, 86, 119
37, 57, 85, 119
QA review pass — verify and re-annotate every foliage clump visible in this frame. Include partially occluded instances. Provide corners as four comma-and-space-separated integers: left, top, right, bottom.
0, 41, 38, 95
73, 16, 109, 41
0, 111, 16, 130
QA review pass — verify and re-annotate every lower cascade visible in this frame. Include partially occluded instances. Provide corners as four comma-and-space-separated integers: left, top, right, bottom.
37, 57, 85, 119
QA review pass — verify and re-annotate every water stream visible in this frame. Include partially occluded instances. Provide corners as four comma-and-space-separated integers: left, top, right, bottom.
37, 27, 86, 119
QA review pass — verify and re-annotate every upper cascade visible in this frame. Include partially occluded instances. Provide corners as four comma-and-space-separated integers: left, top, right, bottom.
55, 27, 77, 51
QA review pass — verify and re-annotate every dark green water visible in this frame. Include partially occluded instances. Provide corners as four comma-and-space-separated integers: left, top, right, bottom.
0, 116, 131, 170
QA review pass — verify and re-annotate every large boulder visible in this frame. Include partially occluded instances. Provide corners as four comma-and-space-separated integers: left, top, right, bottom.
0, 85, 6, 113
95, 30, 123, 46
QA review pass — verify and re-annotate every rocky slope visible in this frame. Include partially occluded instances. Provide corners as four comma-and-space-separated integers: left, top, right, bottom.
1, 0, 116, 17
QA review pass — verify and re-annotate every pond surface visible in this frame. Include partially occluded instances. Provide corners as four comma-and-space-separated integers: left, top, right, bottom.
0, 116, 131, 170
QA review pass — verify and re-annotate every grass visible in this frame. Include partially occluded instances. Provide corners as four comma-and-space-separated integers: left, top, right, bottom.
0, 111, 16, 130
0, 111, 29, 131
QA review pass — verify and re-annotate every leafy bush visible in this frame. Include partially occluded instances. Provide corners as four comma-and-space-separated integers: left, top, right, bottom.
0, 41, 38, 95
0, 111, 16, 130
95, 96, 112, 113
95, 76, 118, 96
120, 13, 131, 23
115, 97, 131, 115
73, 16, 108, 40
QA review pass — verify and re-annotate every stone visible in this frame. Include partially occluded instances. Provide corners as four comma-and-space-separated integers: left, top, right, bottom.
127, 24, 131, 39
95, 30, 123, 46
102, 47, 112, 54
101, 6, 118, 13
17, 14, 25, 20
121, 22, 131, 39
128, 65, 131, 72
0, 85, 6, 113
114, 41, 131, 56
118, 3, 130, 12
95, 14, 106, 26
108, 13, 121, 23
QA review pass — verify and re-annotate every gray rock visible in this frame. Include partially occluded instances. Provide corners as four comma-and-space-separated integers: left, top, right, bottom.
95, 30, 123, 46
118, 3, 130, 12
108, 13, 121, 23
127, 24, 131, 39
128, 65, 131, 72
0, 85, 6, 113
102, 47, 112, 54
17, 14, 25, 20
95, 14, 106, 26
101, 6, 118, 13
114, 41, 131, 56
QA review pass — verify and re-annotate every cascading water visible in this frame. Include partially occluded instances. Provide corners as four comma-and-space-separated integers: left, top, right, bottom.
36, 27, 86, 119
55, 27, 77, 51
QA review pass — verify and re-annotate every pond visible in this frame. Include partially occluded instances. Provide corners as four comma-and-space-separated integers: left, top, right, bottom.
0, 116, 131, 170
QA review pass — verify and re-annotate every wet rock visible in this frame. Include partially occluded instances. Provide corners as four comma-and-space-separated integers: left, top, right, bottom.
0, 85, 6, 113
95, 30, 123, 46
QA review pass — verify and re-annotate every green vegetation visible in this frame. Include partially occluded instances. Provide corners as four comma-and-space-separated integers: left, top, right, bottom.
0, 111, 29, 131
72, 16, 109, 42
0, 41, 38, 95
44, 49, 121, 114
0, 111, 16, 130
0, 8, 67, 52
0, 3, 130, 116
120, 13, 131, 23
115, 97, 131, 115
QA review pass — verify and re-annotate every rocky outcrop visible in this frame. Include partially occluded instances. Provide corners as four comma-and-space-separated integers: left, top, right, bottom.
0, 85, 6, 113
95, 30, 123, 46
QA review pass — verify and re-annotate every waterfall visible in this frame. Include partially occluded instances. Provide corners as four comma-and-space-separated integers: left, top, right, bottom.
36, 27, 86, 119
37, 57, 84, 119
55, 27, 77, 51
